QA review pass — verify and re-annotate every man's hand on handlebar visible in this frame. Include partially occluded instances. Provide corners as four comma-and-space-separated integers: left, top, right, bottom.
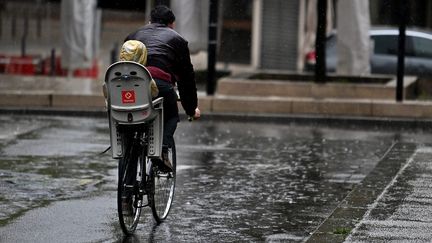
188, 108, 201, 121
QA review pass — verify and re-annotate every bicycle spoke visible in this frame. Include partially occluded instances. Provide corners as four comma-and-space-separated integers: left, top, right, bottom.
150, 145, 176, 223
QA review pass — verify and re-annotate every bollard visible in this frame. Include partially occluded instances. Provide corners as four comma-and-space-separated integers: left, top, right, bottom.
110, 42, 118, 64
21, 35, 26, 57
24, 14, 28, 36
50, 48, 56, 76
0, 10, 2, 37
36, 13, 42, 39
21, 14, 29, 57
36, 0, 42, 38
11, 14, 16, 38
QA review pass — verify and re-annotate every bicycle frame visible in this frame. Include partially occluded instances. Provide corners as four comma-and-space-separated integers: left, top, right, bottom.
120, 127, 151, 207
105, 61, 165, 234
105, 61, 177, 233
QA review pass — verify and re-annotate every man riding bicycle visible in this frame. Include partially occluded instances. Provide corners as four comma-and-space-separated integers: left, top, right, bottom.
124, 5, 201, 171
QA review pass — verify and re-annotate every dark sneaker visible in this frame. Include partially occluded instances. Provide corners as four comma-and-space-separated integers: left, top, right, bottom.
153, 152, 172, 173
162, 151, 173, 172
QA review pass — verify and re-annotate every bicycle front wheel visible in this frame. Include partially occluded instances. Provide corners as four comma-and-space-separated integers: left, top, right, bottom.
117, 136, 144, 235
150, 142, 176, 223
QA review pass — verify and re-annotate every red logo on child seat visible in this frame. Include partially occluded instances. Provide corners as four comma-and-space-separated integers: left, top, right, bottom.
122, 90, 136, 103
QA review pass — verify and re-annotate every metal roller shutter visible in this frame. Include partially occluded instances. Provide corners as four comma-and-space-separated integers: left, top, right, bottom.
261, 0, 300, 70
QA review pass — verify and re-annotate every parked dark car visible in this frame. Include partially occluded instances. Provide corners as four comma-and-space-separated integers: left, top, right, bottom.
305, 28, 432, 77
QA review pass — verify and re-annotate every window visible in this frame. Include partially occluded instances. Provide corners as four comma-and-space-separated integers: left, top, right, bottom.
412, 36, 432, 58
372, 35, 398, 55
372, 34, 415, 56
219, 0, 252, 64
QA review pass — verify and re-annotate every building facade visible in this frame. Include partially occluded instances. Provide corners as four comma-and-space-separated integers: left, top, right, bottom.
1, 0, 432, 72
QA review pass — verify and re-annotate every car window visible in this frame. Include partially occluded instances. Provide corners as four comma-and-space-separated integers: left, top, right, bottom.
373, 35, 398, 55
412, 36, 432, 58
372, 35, 414, 56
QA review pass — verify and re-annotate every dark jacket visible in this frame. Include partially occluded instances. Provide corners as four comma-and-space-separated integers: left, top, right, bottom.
125, 23, 198, 117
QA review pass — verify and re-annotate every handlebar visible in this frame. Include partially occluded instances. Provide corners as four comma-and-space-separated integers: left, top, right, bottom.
188, 115, 201, 122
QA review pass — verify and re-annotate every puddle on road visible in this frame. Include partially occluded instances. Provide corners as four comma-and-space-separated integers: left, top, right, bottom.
0, 115, 115, 226
123, 121, 411, 242
1, 116, 432, 242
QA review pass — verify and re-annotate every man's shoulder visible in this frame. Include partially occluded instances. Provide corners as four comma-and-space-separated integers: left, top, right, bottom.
127, 24, 188, 45
151, 24, 182, 37
165, 28, 188, 44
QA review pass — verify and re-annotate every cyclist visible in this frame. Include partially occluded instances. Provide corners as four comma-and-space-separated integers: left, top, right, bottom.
125, 5, 201, 171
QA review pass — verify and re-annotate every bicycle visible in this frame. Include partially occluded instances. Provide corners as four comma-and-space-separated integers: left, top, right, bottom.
105, 61, 176, 235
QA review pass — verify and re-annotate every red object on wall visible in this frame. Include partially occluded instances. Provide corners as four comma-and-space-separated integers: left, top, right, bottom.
0, 54, 99, 78
74, 59, 99, 78
1, 56, 38, 75
41, 57, 98, 78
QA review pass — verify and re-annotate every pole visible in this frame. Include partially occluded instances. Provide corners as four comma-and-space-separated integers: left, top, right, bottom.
36, 0, 42, 38
396, 0, 407, 102
315, 0, 327, 83
110, 42, 118, 64
50, 48, 56, 76
155, 0, 170, 6
11, 14, 16, 38
21, 14, 29, 57
21, 35, 26, 57
36, 12, 42, 39
0, 8, 2, 37
207, 0, 218, 95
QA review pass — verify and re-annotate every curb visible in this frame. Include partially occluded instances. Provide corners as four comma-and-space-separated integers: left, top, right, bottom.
2, 107, 432, 131
305, 142, 417, 242
3, 91, 432, 119
0, 107, 108, 118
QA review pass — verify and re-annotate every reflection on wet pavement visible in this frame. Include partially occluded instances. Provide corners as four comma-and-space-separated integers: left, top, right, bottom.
0, 116, 115, 225
132, 121, 394, 242
346, 146, 432, 242
1, 115, 431, 242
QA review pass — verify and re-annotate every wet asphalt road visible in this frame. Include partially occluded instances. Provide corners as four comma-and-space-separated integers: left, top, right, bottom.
1, 115, 432, 242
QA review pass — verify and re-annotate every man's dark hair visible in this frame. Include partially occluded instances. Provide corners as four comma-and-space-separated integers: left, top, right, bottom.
150, 5, 175, 25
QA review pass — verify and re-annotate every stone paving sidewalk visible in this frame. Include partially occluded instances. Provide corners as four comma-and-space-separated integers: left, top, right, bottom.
307, 143, 432, 242
346, 145, 432, 242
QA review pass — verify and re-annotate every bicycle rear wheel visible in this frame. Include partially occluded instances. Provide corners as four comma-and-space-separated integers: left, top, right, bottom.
150, 142, 176, 223
117, 135, 144, 235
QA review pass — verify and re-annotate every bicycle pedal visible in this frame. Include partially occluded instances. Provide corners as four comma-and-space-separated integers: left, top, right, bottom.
138, 203, 150, 208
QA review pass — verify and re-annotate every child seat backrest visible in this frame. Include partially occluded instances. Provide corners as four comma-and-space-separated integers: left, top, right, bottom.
105, 61, 157, 124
